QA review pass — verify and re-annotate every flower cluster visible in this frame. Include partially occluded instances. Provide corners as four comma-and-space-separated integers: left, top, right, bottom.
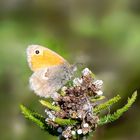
44, 68, 104, 139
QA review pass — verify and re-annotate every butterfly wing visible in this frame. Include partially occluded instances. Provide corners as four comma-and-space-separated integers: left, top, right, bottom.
27, 45, 69, 71
29, 64, 72, 98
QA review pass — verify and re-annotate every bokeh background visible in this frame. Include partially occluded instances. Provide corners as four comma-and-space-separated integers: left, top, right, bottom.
0, 0, 140, 140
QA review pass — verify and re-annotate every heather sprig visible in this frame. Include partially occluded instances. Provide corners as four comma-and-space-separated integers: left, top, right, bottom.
20, 68, 137, 140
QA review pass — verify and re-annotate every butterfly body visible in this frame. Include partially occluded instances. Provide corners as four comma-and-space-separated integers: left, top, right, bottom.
27, 45, 74, 98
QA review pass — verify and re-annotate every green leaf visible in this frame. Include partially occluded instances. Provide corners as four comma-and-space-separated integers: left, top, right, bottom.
98, 91, 137, 125
39, 100, 60, 111
20, 104, 78, 132
20, 104, 59, 136
90, 96, 105, 102
54, 118, 78, 126
20, 104, 46, 129
93, 95, 121, 113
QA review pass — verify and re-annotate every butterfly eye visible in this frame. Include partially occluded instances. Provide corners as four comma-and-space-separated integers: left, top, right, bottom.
35, 50, 40, 54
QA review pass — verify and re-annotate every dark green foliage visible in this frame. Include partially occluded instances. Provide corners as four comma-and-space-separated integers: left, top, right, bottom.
98, 91, 137, 125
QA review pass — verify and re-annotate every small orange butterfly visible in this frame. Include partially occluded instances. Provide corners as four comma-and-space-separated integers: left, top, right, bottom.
27, 45, 75, 99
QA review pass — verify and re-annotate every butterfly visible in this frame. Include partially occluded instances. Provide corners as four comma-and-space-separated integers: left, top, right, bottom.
27, 45, 76, 99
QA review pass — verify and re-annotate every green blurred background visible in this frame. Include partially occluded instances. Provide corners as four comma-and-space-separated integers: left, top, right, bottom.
0, 0, 140, 140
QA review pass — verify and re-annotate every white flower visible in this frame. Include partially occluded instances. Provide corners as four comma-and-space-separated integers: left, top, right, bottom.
52, 117, 55, 121
45, 109, 48, 113
45, 118, 49, 122
83, 104, 90, 111
83, 123, 89, 128
52, 102, 55, 105
77, 110, 85, 118
63, 134, 69, 138
82, 68, 92, 76
45, 110, 56, 120
62, 127, 72, 138
71, 131, 76, 135
95, 90, 103, 96
93, 80, 103, 90
73, 78, 83, 86
67, 126, 72, 130
77, 129, 83, 134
